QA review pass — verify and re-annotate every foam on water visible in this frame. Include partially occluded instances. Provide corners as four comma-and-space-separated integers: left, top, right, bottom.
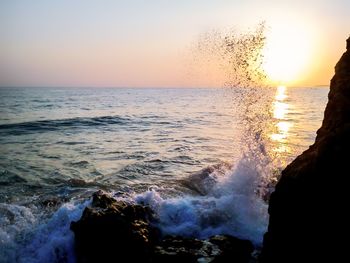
0, 21, 329, 262
0, 201, 89, 263
131, 23, 275, 245
0, 86, 329, 262
133, 148, 269, 246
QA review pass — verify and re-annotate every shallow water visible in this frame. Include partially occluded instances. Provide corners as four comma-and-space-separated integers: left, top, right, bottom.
0, 86, 328, 262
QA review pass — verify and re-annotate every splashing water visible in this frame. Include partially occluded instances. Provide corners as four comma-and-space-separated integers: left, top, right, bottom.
133, 159, 269, 245
0, 201, 88, 263
128, 23, 278, 246
189, 22, 267, 88
190, 22, 277, 190
0, 23, 293, 262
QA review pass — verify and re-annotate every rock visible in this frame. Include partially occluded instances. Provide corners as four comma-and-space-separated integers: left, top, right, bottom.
40, 196, 68, 208
70, 190, 159, 263
261, 37, 350, 262
153, 235, 253, 263
208, 235, 254, 263
180, 163, 232, 195
71, 190, 254, 262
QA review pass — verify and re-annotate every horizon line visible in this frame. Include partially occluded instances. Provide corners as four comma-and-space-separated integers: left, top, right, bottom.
0, 84, 330, 89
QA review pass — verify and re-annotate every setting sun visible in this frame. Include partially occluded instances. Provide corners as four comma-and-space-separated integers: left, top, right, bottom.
1, 1, 349, 262
263, 21, 315, 85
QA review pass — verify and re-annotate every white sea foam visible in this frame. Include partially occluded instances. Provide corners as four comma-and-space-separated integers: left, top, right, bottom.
133, 153, 270, 246
0, 24, 328, 262
0, 201, 89, 263
131, 84, 274, 246
0, 150, 270, 263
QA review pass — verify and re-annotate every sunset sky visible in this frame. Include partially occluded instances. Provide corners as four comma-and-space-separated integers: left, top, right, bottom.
1, 0, 349, 88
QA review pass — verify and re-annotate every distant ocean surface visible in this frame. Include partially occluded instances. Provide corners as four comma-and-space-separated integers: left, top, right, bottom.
0, 87, 328, 262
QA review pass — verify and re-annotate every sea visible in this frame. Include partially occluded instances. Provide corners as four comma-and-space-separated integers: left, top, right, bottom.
0, 86, 328, 263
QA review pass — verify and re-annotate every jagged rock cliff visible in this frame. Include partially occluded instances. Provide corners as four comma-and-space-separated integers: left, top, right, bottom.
261, 37, 350, 262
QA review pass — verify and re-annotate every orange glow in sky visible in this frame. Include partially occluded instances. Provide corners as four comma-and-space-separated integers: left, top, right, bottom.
262, 19, 316, 86
0, 0, 349, 88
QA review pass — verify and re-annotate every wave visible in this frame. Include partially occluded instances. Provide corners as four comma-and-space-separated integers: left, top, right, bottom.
0, 116, 130, 135
0, 114, 192, 136
0, 201, 88, 263
0, 170, 27, 186
0, 156, 269, 263
0, 23, 277, 262
130, 154, 269, 246
123, 22, 276, 246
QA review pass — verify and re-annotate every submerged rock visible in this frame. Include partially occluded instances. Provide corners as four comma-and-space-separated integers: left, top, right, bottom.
180, 162, 232, 195
261, 37, 350, 262
71, 190, 253, 262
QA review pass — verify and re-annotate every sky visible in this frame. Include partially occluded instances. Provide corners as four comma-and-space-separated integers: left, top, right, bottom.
1, 0, 349, 88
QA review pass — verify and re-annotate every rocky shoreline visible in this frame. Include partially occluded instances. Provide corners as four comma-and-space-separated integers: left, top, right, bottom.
70, 37, 350, 262
71, 190, 254, 263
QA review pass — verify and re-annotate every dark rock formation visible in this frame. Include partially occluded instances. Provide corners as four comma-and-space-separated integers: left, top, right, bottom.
70, 190, 159, 262
261, 37, 350, 262
153, 235, 253, 263
71, 190, 253, 263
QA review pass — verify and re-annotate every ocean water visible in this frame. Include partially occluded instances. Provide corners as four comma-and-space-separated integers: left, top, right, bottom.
0, 86, 328, 262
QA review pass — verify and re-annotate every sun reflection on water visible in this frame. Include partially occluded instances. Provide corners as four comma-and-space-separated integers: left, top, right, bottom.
271, 85, 292, 153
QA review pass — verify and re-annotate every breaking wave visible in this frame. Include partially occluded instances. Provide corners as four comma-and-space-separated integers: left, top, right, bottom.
0, 201, 89, 263
134, 156, 269, 245
130, 22, 275, 245
0, 23, 279, 262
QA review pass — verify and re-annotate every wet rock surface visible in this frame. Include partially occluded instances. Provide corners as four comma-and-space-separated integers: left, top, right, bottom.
71, 190, 254, 263
70, 190, 159, 262
153, 235, 253, 263
261, 37, 350, 262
